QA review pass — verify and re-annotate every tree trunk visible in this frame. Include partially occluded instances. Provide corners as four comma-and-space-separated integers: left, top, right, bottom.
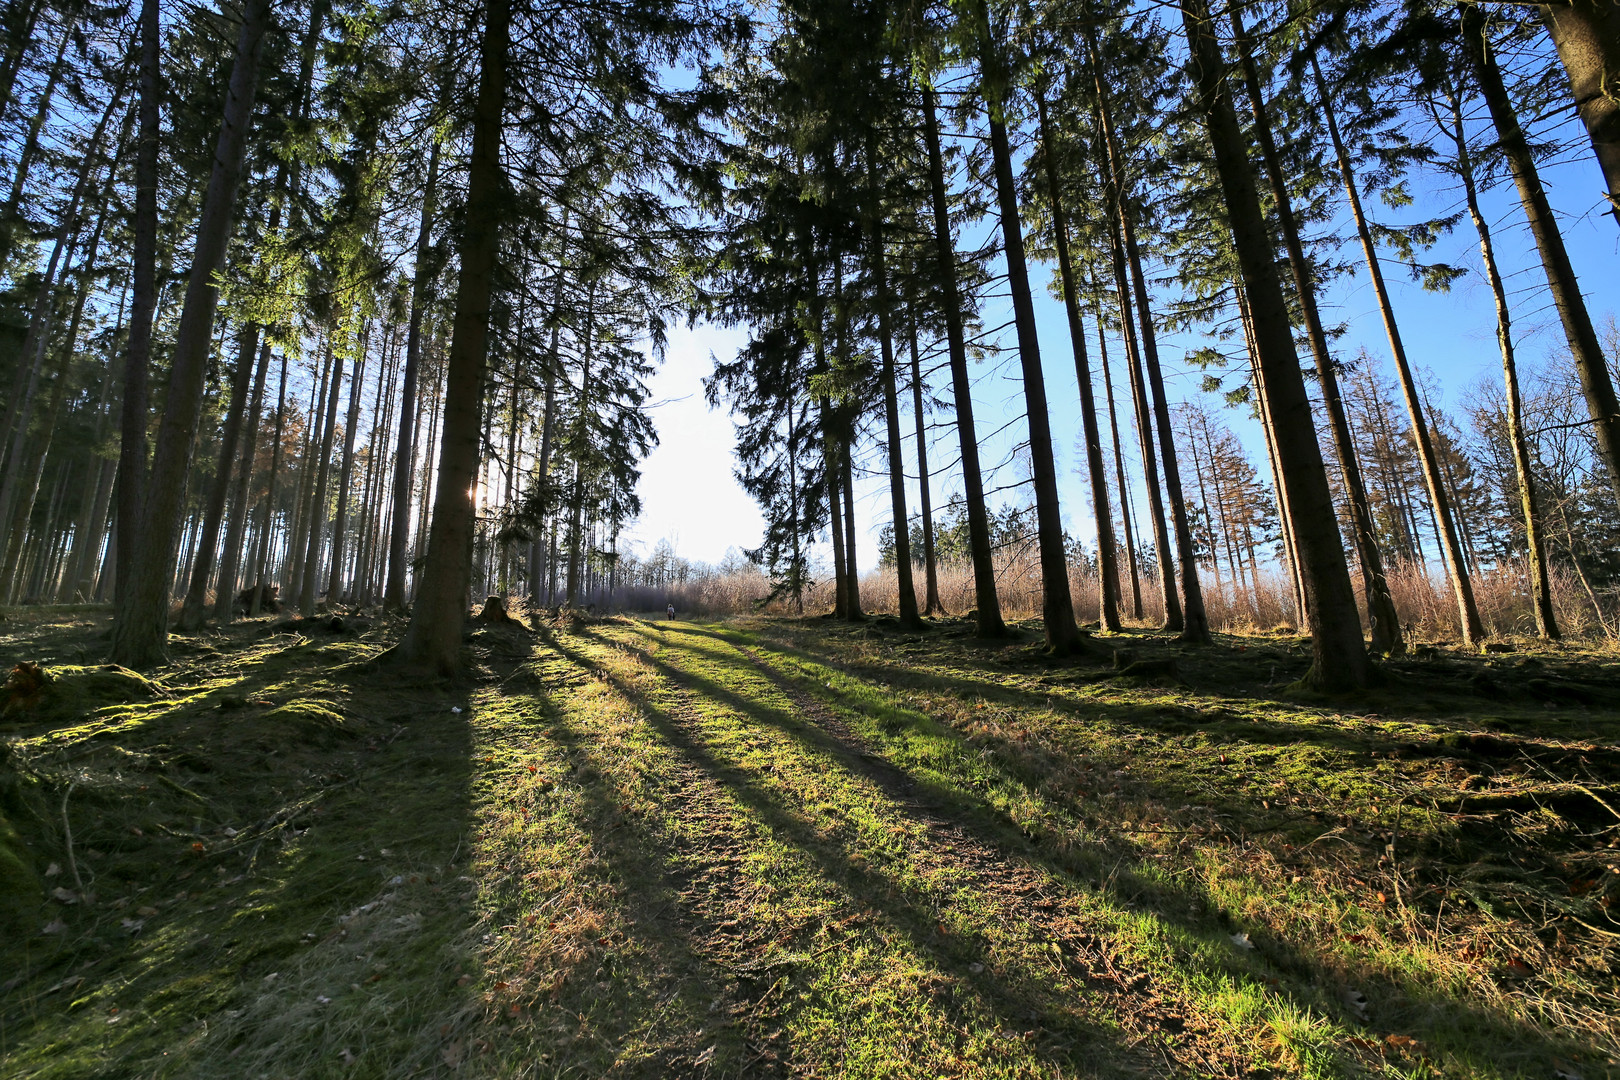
527, 286, 563, 607
1442, 81, 1560, 638
177, 321, 261, 629
1094, 300, 1142, 619
921, 84, 1003, 637
907, 322, 942, 615
285, 345, 330, 599
215, 335, 272, 621
385, 148, 441, 609
975, 13, 1082, 653
866, 142, 920, 628
1108, 211, 1180, 629
841, 441, 862, 619
3, 328, 74, 599
327, 325, 369, 603
300, 345, 346, 614
787, 398, 805, 614
498, 319, 522, 594
392, 0, 508, 673
109, 0, 270, 668
113, 0, 160, 622
250, 350, 289, 614
1120, 203, 1210, 643
412, 353, 444, 596
1180, 0, 1369, 690
564, 292, 597, 608
1540, 0, 1620, 228
1230, 6, 1402, 654
1084, 48, 1208, 643
1251, 343, 1306, 622
1461, 3, 1620, 508
1313, 53, 1485, 646
357, 329, 399, 605
822, 398, 847, 620
66, 395, 118, 602
1035, 94, 1120, 632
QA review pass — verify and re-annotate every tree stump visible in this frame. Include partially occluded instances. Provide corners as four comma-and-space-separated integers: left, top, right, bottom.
475, 595, 520, 627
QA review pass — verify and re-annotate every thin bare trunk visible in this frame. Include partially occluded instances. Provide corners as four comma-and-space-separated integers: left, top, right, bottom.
866, 140, 920, 627
177, 321, 261, 629
921, 84, 1003, 636
1441, 81, 1559, 638
250, 350, 289, 615
327, 326, 369, 603
1109, 212, 1179, 628
907, 323, 942, 615
1313, 53, 1484, 645
1036, 93, 1120, 632
1231, 5, 1401, 653
215, 335, 273, 621
1094, 302, 1141, 618
385, 144, 440, 609
300, 346, 346, 614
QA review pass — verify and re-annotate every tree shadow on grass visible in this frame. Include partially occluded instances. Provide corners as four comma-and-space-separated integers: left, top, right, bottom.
749, 621, 1620, 781
540, 628, 1180, 1078
592, 620, 1615, 1077
461, 654, 799, 1077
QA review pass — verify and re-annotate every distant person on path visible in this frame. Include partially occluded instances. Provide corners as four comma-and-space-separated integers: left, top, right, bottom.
667, 603, 675, 621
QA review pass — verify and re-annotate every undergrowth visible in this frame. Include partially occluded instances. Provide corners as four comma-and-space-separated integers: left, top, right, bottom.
0, 606, 1615, 1078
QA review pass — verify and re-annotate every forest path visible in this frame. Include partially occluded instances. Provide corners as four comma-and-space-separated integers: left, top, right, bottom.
461, 617, 1212, 1078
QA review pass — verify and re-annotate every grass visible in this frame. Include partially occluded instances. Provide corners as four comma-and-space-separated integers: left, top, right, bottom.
1, 605, 1617, 1077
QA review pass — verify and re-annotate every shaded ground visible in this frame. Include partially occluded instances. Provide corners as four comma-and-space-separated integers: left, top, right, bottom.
1, 607, 1616, 1078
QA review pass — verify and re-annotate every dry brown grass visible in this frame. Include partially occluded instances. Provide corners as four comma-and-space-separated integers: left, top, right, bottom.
628, 551, 1618, 644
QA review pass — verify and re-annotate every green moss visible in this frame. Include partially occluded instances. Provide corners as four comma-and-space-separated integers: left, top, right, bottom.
234, 700, 353, 749
1, 664, 166, 739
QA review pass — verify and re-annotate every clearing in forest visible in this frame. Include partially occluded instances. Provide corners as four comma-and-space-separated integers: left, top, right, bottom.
1, 610, 1618, 1078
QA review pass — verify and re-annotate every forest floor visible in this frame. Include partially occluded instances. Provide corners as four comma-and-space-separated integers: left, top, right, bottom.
1, 608, 1618, 1079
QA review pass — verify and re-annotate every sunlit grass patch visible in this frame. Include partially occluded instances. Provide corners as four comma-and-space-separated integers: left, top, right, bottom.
728, 617, 1620, 1078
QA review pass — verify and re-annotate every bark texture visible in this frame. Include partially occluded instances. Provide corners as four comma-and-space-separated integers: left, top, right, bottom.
393, 0, 510, 674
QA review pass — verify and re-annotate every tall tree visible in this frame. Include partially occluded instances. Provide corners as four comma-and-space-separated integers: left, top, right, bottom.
1228, 3, 1402, 655
1431, 75, 1559, 638
110, 0, 273, 667
972, 0, 1082, 653
386, 138, 441, 611
1033, 90, 1120, 632
921, 84, 1003, 636
391, 0, 510, 673
1180, 0, 1369, 690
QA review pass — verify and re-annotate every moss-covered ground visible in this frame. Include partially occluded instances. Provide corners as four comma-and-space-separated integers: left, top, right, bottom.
1, 607, 1617, 1077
